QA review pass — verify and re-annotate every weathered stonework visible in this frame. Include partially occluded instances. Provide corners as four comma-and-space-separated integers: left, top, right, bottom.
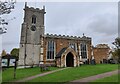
18, 3, 45, 66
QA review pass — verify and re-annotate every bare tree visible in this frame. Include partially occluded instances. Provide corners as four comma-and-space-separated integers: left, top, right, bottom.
0, 0, 16, 34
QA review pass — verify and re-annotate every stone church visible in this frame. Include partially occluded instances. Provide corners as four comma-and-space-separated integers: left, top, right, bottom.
18, 3, 110, 67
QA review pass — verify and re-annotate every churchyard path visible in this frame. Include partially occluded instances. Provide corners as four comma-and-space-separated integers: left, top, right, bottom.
15, 67, 69, 82
70, 69, 119, 83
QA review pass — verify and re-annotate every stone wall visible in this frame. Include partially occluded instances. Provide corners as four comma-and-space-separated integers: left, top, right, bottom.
18, 44, 40, 66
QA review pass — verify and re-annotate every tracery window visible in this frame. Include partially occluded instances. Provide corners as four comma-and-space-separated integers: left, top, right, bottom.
80, 43, 87, 59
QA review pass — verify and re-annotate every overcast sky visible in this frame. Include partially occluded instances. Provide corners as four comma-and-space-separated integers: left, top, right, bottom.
1, 1, 118, 53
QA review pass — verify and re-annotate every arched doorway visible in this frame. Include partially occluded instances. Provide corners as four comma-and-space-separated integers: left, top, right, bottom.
66, 52, 74, 67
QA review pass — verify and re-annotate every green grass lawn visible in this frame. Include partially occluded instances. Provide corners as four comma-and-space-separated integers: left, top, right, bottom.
28, 64, 118, 82
2, 66, 58, 82
92, 74, 118, 82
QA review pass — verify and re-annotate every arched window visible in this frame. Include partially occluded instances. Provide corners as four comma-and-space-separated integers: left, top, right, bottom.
32, 15, 36, 24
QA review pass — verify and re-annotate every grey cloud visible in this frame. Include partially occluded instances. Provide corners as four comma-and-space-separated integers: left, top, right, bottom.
87, 13, 117, 36
2, 41, 18, 46
2, 41, 19, 52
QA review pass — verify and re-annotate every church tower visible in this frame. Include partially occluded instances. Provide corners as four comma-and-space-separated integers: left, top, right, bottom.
18, 3, 46, 66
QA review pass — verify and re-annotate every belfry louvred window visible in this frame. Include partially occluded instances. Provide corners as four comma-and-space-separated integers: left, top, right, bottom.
47, 41, 55, 59
32, 15, 36, 24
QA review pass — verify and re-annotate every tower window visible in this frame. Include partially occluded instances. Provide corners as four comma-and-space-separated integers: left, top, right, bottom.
47, 41, 55, 59
32, 15, 36, 24
80, 43, 87, 59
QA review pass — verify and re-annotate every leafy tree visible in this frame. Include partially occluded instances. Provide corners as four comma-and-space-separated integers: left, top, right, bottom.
112, 37, 120, 63
112, 49, 119, 61
1, 49, 7, 56
10, 48, 19, 57
113, 37, 120, 49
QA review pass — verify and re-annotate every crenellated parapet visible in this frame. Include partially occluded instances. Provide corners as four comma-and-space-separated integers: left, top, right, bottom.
24, 2, 46, 14
45, 33, 91, 41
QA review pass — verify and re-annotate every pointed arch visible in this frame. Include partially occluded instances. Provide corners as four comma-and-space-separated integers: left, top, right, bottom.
56, 47, 79, 67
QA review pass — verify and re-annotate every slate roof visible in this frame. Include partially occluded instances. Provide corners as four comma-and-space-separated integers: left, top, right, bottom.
56, 47, 68, 58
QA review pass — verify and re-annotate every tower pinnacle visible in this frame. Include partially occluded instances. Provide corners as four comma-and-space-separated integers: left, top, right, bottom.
25, 2, 27, 8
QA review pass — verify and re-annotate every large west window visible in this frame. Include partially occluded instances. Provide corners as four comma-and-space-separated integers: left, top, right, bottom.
69, 43, 77, 51
47, 41, 55, 59
80, 43, 87, 59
